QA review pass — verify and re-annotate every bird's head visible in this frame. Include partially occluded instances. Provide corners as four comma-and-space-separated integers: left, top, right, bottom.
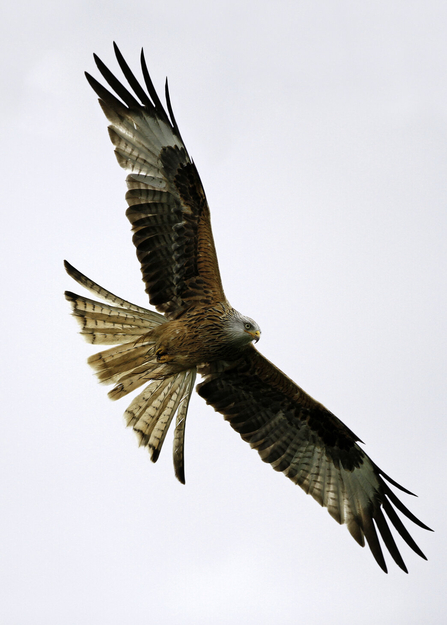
224, 309, 261, 348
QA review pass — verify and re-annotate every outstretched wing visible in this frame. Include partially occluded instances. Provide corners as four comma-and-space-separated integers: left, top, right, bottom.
197, 347, 432, 573
86, 43, 225, 319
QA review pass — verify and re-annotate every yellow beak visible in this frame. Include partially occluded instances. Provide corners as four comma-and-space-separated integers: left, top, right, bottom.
247, 330, 261, 343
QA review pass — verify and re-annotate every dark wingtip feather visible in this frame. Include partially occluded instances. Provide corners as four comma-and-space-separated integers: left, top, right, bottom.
85, 71, 126, 111
113, 43, 152, 107
382, 481, 433, 532
87, 47, 183, 146
140, 48, 170, 126
374, 507, 409, 573
165, 78, 185, 145
378, 466, 418, 496
93, 52, 141, 108
382, 497, 430, 560
361, 513, 389, 573
84, 70, 98, 92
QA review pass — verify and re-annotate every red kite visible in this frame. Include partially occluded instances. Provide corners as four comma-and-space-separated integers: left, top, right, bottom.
65, 44, 431, 573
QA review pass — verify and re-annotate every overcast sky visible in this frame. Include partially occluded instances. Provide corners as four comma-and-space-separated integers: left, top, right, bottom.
1, 1, 446, 623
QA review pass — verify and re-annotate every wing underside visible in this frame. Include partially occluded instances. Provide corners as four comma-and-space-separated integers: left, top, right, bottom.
198, 347, 432, 573
86, 44, 225, 318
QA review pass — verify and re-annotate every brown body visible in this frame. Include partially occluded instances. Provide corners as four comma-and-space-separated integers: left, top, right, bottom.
152, 303, 238, 369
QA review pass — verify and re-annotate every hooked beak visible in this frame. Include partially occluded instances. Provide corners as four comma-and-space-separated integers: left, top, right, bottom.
247, 330, 261, 343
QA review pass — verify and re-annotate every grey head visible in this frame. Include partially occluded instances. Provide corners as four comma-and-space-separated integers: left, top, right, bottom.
223, 308, 261, 348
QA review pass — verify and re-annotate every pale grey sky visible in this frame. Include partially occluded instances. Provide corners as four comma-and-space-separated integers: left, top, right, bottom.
1, 1, 446, 623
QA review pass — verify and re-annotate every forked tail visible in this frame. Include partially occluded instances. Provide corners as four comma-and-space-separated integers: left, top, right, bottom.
64, 261, 196, 483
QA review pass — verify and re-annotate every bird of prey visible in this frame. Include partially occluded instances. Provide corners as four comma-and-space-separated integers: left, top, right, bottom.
65, 43, 431, 573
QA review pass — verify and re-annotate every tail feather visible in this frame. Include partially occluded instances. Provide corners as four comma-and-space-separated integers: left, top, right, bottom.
124, 378, 167, 429
173, 371, 196, 484
88, 341, 151, 368
124, 370, 196, 466
88, 343, 156, 385
64, 260, 164, 320
132, 375, 180, 447
146, 373, 192, 461
108, 361, 169, 400
65, 261, 196, 482
65, 290, 163, 345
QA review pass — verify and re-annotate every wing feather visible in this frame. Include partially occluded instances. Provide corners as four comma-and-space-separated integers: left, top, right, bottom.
86, 45, 225, 318
198, 346, 432, 572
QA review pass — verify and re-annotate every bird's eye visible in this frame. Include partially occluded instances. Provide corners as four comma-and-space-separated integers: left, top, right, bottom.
244, 323, 252, 330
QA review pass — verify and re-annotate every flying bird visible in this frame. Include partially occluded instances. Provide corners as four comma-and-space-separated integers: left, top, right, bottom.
65, 43, 431, 573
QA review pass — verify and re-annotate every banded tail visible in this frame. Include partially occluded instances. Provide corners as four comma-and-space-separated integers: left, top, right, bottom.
64, 261, 196, 483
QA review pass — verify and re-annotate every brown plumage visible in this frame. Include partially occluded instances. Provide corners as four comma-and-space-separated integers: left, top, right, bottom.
65, 43, 431, 573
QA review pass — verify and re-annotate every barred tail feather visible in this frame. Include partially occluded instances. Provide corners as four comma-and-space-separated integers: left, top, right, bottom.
126, 371, 191, 447
87, 342, 156, 384
173, 371, 196, 484
65, 261, 197, 482
124, 369, 197, 476
108, 361, 169, 400
64, 260, 164, 319
65, 291, 163, 345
